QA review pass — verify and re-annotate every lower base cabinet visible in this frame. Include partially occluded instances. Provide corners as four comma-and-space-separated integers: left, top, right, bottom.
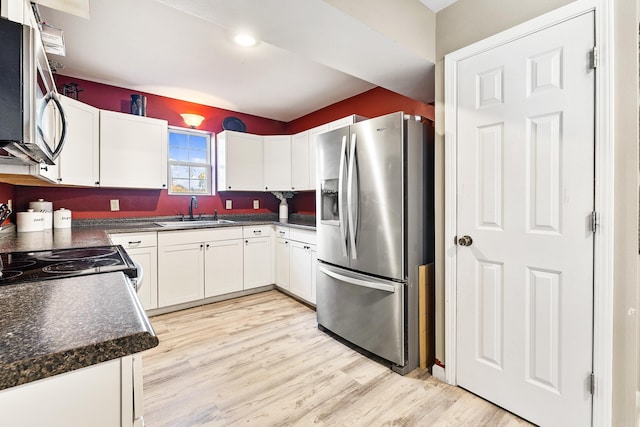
0, 355, 144, 427
276, 227, 317, 305
205, 239, 243, 297
243, 225, 273, 290
109, 233, 158, 310
158, 240, 204, 307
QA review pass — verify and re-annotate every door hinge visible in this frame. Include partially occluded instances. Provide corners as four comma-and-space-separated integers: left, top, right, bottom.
589, 372, 595, 395
590, 46, 598, 69
591, 211, 598, 233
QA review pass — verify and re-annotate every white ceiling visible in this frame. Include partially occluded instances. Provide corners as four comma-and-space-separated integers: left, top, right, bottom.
39, 0, 446, 122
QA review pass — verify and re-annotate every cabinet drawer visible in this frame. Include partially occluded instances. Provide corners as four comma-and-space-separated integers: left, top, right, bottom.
290, 228, 316, 245
274, 226, 289, 239
202, 227, 243, 242
110, 232, 157, 248
243, 225, 272, 238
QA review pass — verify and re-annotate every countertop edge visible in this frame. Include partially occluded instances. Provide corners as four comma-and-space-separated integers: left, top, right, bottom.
0, 332, 159, 391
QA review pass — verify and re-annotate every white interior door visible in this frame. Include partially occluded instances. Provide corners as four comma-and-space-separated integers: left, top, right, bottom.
455, 11, 595, 427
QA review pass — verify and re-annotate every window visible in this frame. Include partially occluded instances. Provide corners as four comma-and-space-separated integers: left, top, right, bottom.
168, 127, 214, 195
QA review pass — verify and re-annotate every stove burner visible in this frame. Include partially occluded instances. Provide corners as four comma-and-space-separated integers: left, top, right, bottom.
0, 270, 23, 280
43, 258, 121, 274
37, 248, 118, 262
4, 260, 36, 269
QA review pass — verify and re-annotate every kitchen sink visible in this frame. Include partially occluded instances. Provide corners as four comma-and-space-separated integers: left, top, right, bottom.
154, 219, 235, 227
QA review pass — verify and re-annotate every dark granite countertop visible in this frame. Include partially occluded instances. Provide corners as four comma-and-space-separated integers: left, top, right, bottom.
0, 272, 158, 390
0, 213, 313, 389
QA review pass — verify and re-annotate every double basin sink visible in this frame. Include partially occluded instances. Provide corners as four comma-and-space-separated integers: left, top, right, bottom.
154, 219, 236, 227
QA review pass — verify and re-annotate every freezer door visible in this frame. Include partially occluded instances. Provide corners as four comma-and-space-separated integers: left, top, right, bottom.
316, 262, 405, 366
348, 112, 405, 280
316, 126, 350, 268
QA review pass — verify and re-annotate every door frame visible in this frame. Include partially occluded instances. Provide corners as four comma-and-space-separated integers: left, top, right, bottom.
443, 0, 614, 425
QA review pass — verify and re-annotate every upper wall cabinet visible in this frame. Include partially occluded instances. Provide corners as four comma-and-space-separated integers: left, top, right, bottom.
217, 130, 264, 191
291, 130, 310, 191
263, 135, 291, 191
56, 96, 99, 186
99, 110, 168, 189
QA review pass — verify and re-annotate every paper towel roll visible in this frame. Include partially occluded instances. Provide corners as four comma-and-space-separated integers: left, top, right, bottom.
53, 208, 72, 229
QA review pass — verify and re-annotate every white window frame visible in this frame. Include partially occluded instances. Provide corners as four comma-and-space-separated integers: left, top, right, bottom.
167, 126, 215, 195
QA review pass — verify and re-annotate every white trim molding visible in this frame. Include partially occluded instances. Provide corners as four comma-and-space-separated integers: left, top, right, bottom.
443, 0, 614, 425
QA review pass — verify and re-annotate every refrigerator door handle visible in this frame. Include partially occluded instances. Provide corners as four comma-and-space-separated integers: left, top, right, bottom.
338, 135, 348, 257
347, 132, 358, 260
319, 265, 396, 293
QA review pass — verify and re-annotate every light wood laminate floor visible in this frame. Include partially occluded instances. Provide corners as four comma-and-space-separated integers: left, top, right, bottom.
142, 290, 532, 427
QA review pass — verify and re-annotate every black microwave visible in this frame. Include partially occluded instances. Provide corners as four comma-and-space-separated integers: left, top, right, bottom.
0, 17, 66, 166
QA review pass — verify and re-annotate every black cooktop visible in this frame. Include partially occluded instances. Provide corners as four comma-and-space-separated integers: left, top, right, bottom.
0, 245, 137, 285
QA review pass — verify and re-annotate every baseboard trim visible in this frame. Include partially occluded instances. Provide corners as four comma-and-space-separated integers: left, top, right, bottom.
432, 363, 446, 382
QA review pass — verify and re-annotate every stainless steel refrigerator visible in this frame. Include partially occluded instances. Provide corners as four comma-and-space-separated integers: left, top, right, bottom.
316, 111, 434, 375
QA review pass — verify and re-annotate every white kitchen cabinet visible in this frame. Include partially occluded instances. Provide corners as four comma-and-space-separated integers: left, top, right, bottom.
99, 110, 168, 189
243, 225, 273, 289
289, 241, 315, 303
56, 96, 100, 186
291, 130, 310, 191
158, 238, 204, 308
0, 357, 138, 427
286, 228, 317, 304
217, 130, 263, 191
205, 239, 243, 297
307, 124, 329, 192
109, 232, 158, 310
158, 228, 244, 307
263, 135, 291, 191
274, 225, 290, 290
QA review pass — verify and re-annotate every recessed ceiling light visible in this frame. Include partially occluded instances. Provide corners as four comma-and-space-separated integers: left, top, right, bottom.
234, 34, 256, 47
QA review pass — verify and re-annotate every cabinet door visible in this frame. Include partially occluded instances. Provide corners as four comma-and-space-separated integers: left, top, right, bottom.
57, 96, 99, 186
204, 239, 243, 297
263, 135, 291, 191
125, 246, 158, 310
308, 124, 329, 192
217, 131, 263, 191
99, 110, 168, 189
243, 237, 272, 289
275, 238, 290, 290
289, 241, 312, 301
291, 131, 310, 191
158, 242, 204, 307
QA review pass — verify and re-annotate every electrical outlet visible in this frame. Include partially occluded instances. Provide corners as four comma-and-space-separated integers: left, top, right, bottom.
110, 199, 120, 211
7, 199, 11, 211
225, 200, 232, 209
253, 200, 259, 209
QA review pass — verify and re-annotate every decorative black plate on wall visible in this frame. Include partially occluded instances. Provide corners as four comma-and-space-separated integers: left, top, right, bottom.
222, 116, 247, 132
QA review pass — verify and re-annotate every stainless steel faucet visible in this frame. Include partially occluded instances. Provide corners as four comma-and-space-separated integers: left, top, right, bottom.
188, 196, 198, 220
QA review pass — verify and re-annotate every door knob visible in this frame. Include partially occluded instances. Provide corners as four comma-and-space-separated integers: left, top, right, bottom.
458, 235, 473, 246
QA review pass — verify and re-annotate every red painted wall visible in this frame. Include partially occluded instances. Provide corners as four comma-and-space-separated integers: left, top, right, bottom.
9, 77, 434, 219
285, 87, 434, 134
